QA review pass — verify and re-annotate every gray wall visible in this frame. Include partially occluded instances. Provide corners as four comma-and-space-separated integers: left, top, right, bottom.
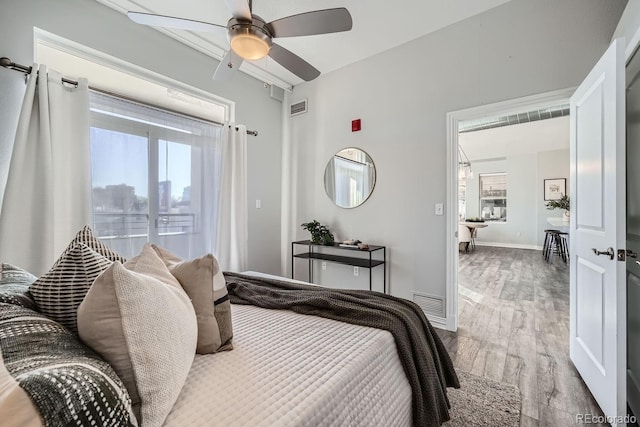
284, 0, 626, 302
613, 0, 640, 51
0, 0, 283, 274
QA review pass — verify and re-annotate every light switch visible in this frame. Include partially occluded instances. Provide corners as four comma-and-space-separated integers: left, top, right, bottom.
435, 203, 444, 215
256, 199, 261, 209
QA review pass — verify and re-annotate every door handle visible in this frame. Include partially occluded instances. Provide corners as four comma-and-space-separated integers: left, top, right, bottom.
615, 249, 638, 261
592, 247, 615, 260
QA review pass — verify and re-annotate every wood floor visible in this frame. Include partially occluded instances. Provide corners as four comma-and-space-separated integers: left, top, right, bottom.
436, 246, 606, 426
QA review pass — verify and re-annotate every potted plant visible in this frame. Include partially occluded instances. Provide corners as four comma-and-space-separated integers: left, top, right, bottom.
301, 220, 335, 245
546, 194, 570, 220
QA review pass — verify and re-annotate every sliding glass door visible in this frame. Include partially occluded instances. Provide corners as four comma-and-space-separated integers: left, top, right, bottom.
89, 92, 222, 259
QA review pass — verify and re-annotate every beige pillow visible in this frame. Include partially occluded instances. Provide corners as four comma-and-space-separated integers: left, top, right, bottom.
152, 245, 233, 353
77, 244, 197, 427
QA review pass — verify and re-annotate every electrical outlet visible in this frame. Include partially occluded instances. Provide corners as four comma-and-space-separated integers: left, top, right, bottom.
255, 199, 261, 209
353, 266, 359, 276
322, 262, 327, 270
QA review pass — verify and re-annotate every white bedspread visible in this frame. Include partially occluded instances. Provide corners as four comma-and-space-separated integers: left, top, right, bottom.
164, 304, 412, 426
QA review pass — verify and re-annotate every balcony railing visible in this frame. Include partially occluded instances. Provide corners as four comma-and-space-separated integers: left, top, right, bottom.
93, 212, 196, 238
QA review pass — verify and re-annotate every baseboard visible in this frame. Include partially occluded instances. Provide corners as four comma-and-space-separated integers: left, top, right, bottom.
475, 242, 542, 251
427, 314, 448, 330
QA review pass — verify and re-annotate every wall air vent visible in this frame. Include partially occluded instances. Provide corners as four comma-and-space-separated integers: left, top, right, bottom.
413, 292, 445, 317
290, 99, 308, 116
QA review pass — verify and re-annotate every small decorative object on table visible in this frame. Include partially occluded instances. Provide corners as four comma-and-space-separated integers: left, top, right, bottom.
339, 239, 361, 249
301, 220, 335, 245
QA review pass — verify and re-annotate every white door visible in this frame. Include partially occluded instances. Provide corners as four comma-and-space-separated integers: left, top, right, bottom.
626, 44, 640, 422
570, 38, 626, 424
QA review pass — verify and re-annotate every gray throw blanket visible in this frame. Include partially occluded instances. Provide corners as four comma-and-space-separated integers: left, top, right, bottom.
224, 272, 460, 427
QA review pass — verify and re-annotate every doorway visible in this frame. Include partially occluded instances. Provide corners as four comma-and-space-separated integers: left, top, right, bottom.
443, 90, 603, 424
445, 88, 574, 331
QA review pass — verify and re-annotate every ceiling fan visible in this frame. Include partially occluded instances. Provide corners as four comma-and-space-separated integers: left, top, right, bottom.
127, 0, 353, 82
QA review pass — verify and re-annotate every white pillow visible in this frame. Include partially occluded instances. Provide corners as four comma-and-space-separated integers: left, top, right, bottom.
77, 244, 197, 427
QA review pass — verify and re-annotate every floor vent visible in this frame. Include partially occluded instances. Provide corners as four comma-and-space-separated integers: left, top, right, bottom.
413, 292, 445, 317
290, 99, 308, 116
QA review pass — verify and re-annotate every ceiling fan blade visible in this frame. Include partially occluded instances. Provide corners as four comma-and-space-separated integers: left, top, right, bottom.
269, 43, 320, 81
127, 11, 227, 34
213, 50, 244, 81
224, 0, 252, 21
267, 8, 352, 38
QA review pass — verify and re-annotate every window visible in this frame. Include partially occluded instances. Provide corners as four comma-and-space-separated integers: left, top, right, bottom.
331, 155, 372, 207
479, 173, 507, 222
89, 91, 222, 259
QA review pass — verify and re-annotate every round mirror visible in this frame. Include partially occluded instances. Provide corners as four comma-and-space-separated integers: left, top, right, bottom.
324, 147, 376, 209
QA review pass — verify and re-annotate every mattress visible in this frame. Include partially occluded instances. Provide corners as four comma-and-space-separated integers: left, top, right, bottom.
164, 304, 412, 427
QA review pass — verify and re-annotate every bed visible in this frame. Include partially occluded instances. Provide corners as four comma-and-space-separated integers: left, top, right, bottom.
0, 265, 458, 427
166, 303, 413, 426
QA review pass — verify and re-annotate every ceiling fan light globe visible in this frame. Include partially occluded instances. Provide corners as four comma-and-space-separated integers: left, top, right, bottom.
230, 34, 270, 60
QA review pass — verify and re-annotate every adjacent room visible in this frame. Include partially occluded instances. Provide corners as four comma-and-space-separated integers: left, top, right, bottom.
0, 0, 638, 426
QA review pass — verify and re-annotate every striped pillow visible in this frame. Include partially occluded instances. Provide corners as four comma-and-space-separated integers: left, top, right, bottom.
53, 225, 125, 267
30, 243, 113, 333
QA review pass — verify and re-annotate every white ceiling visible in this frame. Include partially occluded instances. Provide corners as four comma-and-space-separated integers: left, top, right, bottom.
96, 0, 512, 89
460, 116, 570, 161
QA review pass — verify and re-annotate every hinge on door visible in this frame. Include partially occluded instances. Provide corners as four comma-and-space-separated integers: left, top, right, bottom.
618, 249, 639, 261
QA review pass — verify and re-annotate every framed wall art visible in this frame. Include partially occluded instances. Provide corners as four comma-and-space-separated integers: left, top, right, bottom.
544, 178, 566, 201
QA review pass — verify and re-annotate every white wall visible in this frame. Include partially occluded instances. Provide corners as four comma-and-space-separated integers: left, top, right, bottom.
536, 149, 571, 246
284, 0, 625, 302
463, 149, 570, 249
464, 156, 537, 249
0, 0, 283, 274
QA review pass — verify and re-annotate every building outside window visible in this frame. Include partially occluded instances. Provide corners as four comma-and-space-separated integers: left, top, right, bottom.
479, 173, 507, 222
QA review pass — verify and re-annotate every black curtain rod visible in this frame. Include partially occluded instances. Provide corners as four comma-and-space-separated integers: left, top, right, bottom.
232, 126, 258, 137
0, 56, 258, 137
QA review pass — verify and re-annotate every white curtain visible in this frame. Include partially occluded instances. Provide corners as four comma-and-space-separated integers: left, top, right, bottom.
215, 124, 248, 272
0, 65, 91, 275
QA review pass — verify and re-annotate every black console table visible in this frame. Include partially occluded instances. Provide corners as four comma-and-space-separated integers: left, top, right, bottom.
291, 240, 386, 293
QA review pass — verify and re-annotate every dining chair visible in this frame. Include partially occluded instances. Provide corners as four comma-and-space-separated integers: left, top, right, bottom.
459, 224, 472, 253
